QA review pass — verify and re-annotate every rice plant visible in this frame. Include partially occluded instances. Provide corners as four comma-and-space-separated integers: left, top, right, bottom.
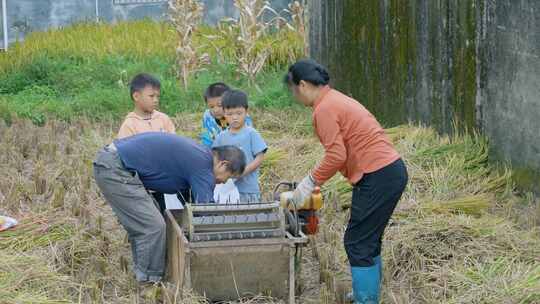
0, 19, 302, 78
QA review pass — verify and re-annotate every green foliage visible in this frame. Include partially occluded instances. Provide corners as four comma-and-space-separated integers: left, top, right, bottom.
0, 20, 176, 75
0, 19, 302, 75
0, 20, 301, 124
0, 55, 295, 123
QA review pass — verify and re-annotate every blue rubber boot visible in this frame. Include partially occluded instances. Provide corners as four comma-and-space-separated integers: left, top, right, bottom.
351, 255, 381, 304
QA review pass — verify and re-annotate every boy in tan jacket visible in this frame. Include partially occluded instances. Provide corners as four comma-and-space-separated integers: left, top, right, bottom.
118, 73, 175, 139
117, 73, 176, 214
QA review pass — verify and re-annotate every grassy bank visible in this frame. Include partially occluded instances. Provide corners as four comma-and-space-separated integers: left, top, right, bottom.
0, 55, 296, 124
0, 20, 303, 125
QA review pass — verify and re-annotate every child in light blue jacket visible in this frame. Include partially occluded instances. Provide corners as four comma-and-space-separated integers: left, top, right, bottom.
200, 83, 252, 147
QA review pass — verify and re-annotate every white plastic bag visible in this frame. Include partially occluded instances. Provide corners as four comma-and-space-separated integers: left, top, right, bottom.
0, 215, 18, 231
214, 179, 240, 204
164, 194, 184, 210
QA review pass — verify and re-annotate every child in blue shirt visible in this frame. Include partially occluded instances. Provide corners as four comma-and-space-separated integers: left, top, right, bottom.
200, 83, 252, 147
213, 89, 267, 202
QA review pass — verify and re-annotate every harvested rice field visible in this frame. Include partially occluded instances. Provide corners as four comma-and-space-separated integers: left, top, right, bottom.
1, 112, 538, 303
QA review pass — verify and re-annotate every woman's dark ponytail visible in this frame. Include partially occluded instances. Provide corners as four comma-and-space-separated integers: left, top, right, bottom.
315, 65, 330, 84
284, 59, 331, 86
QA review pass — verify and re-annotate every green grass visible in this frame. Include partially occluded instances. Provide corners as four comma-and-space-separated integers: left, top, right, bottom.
0, 54, 298, 124
0, 20, 303, 75
0, 20, 303, 125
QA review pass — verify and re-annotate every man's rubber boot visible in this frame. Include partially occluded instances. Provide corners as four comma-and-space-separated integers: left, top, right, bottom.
351, 255, 381, 304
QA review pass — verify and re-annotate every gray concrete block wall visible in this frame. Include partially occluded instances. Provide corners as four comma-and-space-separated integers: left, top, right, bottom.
0, 1, 4, 49
309, 0, 540, 192
6, 0, 97, 43
1, 0, 292, 47
480, 0, 540, 184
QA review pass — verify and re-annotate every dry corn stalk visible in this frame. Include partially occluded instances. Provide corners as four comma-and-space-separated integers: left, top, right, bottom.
168, 0, 209, 89
285, 1, 307, 56
203, 1, 305, 78
233, 0, 276, 86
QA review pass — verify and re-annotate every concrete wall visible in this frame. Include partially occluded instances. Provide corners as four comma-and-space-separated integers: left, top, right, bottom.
480, 0, 540, 189
0, 1, 5, 49
309, 0, 540, 191
1, 0, 292, 47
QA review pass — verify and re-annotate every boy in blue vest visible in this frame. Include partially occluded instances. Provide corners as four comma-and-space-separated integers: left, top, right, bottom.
200, 82, 252, 147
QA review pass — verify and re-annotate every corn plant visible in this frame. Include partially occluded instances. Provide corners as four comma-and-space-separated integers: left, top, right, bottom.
231, 0, 281, 87
168, 0, 209, 89
224, 0, 306, 87
285, 1, 308, 57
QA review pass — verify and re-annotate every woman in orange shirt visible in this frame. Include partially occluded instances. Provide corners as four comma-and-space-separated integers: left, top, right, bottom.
286, 59, 408, 304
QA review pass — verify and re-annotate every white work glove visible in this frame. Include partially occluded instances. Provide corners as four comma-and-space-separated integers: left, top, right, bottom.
292, 174, 316, 208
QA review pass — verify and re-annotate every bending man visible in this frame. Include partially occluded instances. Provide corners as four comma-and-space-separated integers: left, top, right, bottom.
93, 132, 246, 284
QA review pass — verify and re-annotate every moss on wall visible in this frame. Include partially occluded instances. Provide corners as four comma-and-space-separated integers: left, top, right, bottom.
311, 0, 478, 130
310, 0, 540, 193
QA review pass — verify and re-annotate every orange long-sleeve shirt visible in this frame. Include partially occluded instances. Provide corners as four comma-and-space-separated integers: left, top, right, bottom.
117, 111, 176, 139
311, 86, 400, 185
